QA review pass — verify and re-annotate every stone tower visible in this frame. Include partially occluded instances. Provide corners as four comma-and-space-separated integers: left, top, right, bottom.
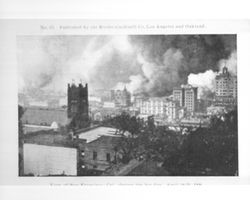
68, 83, 89, 129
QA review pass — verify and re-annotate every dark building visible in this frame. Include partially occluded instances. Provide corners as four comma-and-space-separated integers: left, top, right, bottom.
68, 83, 89, 129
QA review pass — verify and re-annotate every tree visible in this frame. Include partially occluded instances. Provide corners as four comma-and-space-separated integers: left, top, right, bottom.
163, 108, 238, 176
105, 112, 144, 163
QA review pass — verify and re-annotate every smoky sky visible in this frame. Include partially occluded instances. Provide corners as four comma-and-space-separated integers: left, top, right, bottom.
17, 34, 236, 97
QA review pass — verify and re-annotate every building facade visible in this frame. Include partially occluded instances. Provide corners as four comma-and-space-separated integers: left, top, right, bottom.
110, 87, 131, 107
77, 126, 122, 173
173, 84, 198, 113
183, 85, 198, 112
165, 99, 179, 121
173, 87, 185, 107
215, 66, 237, 107
84, 136, 121, 172
140, 97, 166, 117
23, 143, 77, 176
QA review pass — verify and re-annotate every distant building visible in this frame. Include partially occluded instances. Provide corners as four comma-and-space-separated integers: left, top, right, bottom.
111, 87, 131, 107
173, 84, 198, 113
215, 66, 237, 107
92, 89, 112, 102
179, 117, 209, 128
88, 96, 102, 112
134, 96, 146, 108
207, 105, 227, 116
140, 97, 166, 117
68, 83, 89, 129
21, 107, 68, 127
165, 99, 179, 122
103, 101, 116, 108
138, 97, 183, 122
173, 87, 185, 107
183, 85, 198, 112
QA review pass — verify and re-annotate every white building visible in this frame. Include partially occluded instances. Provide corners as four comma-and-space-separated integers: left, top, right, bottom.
140, 97, 166, 117
139, 97, 181, 122
215, 66, 237, 107
165, 99, 179, 121
23, 143, 77, 176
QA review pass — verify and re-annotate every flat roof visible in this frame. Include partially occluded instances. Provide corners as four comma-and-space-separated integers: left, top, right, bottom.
78, 126, 120, 143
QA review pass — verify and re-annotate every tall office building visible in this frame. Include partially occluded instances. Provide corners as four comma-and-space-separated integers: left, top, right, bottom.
173, 84, 198, 113
173, 87, 185, 107
215, 66, 237, 107
183, 85, 198, 112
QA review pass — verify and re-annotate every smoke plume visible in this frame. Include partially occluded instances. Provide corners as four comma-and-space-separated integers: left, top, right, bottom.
187, 50, 237, 98
188, 70, 217, 98
17, 35, 236, 98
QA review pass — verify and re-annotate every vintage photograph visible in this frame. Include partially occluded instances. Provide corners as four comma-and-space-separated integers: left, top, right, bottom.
18, 35, 238, 176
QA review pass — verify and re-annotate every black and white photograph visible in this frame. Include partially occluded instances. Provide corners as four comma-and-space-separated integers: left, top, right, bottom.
18, 34, 238, 176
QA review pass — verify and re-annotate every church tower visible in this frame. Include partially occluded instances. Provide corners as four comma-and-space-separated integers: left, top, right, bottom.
67, 82, 89, 129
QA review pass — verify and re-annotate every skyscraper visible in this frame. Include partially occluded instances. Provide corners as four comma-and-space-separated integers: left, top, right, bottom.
215, 66, 237, 107
173, 87, 185, 107
173, 84, 198, 113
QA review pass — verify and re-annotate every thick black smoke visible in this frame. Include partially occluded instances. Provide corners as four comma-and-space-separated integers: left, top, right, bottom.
128, 35, 236, 96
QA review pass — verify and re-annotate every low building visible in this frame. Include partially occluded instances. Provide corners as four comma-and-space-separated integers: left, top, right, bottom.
21, 107, 68, 127
179, 117, 209, 128
77, 126, 122, 172
110, 87, 131, 107
207, 105, 227, 116
23, 124, 54, 134
21, 125, 138, 176
165, 99, 180, 122
23, 143, 77, 176
140, 97, 166, 117
22, 130, 78, 176
84, 136, 121, 172
103, 101, 116, 108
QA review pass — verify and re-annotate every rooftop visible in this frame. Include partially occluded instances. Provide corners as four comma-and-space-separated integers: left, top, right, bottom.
24, 130, 74, 148
21, 107, 68, 126
78, 126, 120, 143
